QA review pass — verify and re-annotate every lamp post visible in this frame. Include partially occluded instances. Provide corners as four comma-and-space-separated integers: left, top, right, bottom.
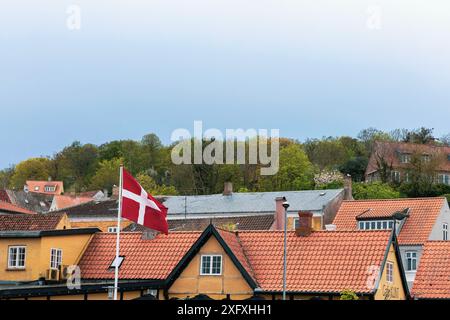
282, 198, 290, 301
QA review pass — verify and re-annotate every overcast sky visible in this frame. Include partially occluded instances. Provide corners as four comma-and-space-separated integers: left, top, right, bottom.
1, 0, 450, 168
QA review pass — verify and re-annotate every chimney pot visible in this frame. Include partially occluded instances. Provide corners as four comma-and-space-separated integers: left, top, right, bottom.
295, 211, 313, 237
274, 196, 287, 230
223, 182, 233, 196
344, 174, 353, 200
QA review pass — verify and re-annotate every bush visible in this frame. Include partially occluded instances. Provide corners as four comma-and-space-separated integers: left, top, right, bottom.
340, 290, 359, 300
353, 182, 401, 200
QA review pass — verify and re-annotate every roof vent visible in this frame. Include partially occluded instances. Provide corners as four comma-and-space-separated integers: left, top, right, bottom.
319, 192, 326, 196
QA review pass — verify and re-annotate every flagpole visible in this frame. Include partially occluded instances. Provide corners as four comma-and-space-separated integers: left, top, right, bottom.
113, 165, 123, 301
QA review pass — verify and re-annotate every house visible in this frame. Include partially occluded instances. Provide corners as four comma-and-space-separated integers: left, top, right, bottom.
365, 141, 450, 184
49, 195, 95, 212
0, 200, 35, 215
4, 190, 53, 213
25, 180, 64, 195
0, 212, 408, 300
0, 228, 99, 286
332, 197, 450, 289
0, 212, 71, 231
411, 241, 450, 300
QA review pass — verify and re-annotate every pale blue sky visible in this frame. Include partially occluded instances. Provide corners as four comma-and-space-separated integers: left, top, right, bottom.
1, 1, 450, 168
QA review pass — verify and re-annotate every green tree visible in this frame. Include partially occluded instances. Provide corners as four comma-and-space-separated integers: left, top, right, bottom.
352, 182, 400, 200
260, 144, 314, 191
89, 158, 122, 192
340, 290, 359, 300
339, 156, 368, 182
0, 166, 15, 189
9, 158, 52, 189
136, 172, 178, 195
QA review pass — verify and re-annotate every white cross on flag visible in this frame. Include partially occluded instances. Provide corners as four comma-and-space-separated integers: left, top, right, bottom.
120, 168, 168, 234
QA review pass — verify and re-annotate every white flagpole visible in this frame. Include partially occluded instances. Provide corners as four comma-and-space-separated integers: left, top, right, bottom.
113, 165, 123, 301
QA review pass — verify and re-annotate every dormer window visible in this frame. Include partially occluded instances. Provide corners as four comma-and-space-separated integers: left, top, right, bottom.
34, 186, 39, 191
358, 220, 393, 230
400, 153, 411, 164
444, 223, 448, 241
44, 186, 56, 192
200, 255, 222, 275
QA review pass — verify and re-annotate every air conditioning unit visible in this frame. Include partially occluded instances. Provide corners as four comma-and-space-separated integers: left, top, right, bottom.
60, 265, 70, 280
46, 269, 60, 281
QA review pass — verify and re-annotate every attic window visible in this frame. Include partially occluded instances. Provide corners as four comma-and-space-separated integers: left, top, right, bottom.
110, 256, 125, 269
44, 186, 56, 192
34, 186, 39, 191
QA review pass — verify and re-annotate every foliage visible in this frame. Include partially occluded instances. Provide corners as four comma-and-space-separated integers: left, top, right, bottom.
340, 290, 359, 300
9, 158, 52, 189
314, 170, 344, 189
352, 182, 401, 200
339, 157, 368, 182
89, 158, 122, 192
136, 172, 178, 195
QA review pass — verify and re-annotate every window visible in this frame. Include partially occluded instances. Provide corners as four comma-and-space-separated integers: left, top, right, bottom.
50, 248, 63, 269
438, 174, 450, 185
8, 246, 26, 269
406, 251, 417, 271
391, 171, 401, 183
107, 227, 118, 233
110, 256, 125, 269
34, 186, 39, 191
293, 218, 300, 229
405, 172, 410, 183
44, 186, 56, 192
200, 255, 222, 275
400, 154, 411, 164
386, 262, 394, 283
444, 223, 448, 241
422, 154, 431, 162
358, 220, 393, 230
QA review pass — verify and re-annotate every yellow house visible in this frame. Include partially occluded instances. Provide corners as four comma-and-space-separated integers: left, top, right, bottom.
0, 228, 98, 284
0, 211, 409, 300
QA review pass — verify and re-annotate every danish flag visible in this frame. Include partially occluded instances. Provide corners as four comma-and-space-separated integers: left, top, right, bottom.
120, 168, 168, 235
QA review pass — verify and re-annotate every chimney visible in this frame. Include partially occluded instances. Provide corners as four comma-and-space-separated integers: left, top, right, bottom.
48, 176, 52, 182
223, 182, 233, 196
103, 189, 109, 198
295, 211, 313, 237
344, 174, 353, 200
274, 197, 286, 230
112, 185, 120, 198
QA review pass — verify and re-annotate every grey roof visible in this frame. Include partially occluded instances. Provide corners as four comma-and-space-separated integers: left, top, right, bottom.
164, 189, 344, 216
6, 190, 53, 213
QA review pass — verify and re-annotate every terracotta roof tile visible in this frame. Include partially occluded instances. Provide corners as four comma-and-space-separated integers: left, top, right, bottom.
237, 230, 391, 293
412, 241, 450, 299
53, 195, 93, 210
78, 232, 201, 280
0, 212, 64, 231
333, 198, 445, 245
0, 200, 35, 215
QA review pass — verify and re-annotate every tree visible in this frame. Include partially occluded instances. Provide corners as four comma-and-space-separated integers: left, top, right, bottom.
357, 128, 392, 156
339, 157, 368, 182
89, 158, 122, 192
259, 144, 314, 191
403, 127, 435, 144
0, 166, 15, 189
136, 172, 178, 195
303, 137, 349, 170
55, 141, 99, 191
9, 158, 51, 189
352, 182, 400, 200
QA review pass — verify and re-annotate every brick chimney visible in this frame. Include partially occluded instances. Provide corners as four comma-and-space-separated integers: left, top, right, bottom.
344, 174, 353, 200
223, 182, 233, 196
274, 197, 286, 230
295, 211, 313, 237
112, 185, 120, 198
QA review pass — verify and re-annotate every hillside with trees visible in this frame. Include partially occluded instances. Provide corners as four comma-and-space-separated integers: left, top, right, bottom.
1, 127, 449, 201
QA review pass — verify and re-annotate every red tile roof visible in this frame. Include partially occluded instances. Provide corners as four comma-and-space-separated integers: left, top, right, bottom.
412, 241, 450, 299
333, 198, 446, 245
79, 227, 394, 294
0, 200, 35, 215
0, 213, 65, 231
53, 195, 93, 210
78, 232, 201, 280
237, 230, 392, 293
26, 181, 64, 195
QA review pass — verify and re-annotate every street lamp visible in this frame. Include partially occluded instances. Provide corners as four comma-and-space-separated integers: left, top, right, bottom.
282, 198, 290, 301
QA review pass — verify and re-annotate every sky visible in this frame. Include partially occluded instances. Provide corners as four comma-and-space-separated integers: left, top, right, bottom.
1, 0, 450, 169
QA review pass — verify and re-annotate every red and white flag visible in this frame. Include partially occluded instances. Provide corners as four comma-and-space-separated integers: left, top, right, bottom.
120, 168, 168, 235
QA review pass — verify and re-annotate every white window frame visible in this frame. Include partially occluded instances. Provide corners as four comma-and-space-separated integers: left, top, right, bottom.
386, 261, 394, 283
107, 226, 118, 233
406, 251, 417, 271
400, 154, 411, 164
44, 186, 56, 192
50, 248, 63, 270
391, 171, 401, 183
200, 255, 222, 276
358, 220, 393, 230
438, 174, 450, 185
8, 246, 26, 269
444, 223, 448, 241
293, 218, 300, 229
